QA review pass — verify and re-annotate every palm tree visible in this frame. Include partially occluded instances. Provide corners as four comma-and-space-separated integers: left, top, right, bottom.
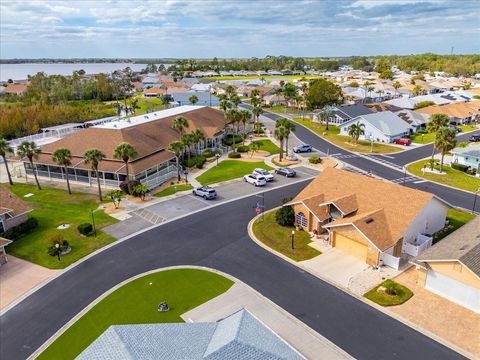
52, 148, 73, 194
367, 86, 375, 102
276, 118, 295, 156
252, 105, 263, 124
427, 113, 449, 169
413, 85, 423, 96
239, 109, 252, 138
172, 116, 189, 136
225, 109, 241, 149
392, 81, 401, 97
168, 141, 185, 181
181, 133, 195, 160
191, 129, 206, 153
84, 148, 106, 201
274, 125, 288, 161
129, 98, 140, 115
230, 94, 241, 108
113, 142, 138, 181
300, 82, 308, 120
0, 138, 14, 185
319, 105, 336, 131
347, 122, 365, 144
189, 94, 199, 105
17, 141, 42, 190
434, 128, 457, 173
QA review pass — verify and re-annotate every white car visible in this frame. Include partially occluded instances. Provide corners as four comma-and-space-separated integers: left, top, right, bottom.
252, 168, 274, 182
243, 174, 267, 186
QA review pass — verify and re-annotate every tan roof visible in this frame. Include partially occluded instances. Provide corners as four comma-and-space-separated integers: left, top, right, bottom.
4, 83, 27, 95
293, 168, 438, 251
37, 107, 226, 175
0, 185, 32, 216
143, 88, 165, 95
0, 237, 13, 248
415, 101, 480, 119
303, 194, 329, 221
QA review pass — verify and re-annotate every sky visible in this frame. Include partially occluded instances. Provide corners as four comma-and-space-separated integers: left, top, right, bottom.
1, 0, 479, 59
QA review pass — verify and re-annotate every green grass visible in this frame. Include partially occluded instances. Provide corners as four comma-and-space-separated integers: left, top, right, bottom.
433, 208, 475, 243
264, 105, 301, 114
459, 125, 477, 132
364, 279, 413, 306
37, 269, 233, 360
196, 160, 272, 185
407, 160, 480, 192
252, 210, 320, 262
7, 184, 118, 269
293, 117, 401, 154
410, 132, 435, 144
154, 184, 194, 197
251, 139, 281, 155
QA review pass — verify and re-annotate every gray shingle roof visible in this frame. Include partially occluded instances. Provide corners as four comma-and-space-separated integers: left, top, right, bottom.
76, 309, 305, 360
452, 145, 480, 159
345, 111, 412, 136
417, 216, 480, 277
334, 104, 372, 120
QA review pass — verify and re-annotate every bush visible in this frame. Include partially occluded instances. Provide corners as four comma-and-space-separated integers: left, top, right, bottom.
467, 167, 477, 176
414, 101, 435, 109
223, 135, 242, 146
308, 156, 322, 164
451, 162, 470, 172
236, 145, 249, 153
47, 234, 70, 257
2, 217, 38, 240
228, 151, 241, 159
77, 223, 93, 236
119, 180, 140, 195
183, 155, 206, 169
275, 206, 295, 226
415, 129, 427, 134
202, 149, 214, 158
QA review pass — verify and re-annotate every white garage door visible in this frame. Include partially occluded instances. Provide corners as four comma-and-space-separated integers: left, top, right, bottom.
425, 270, 480, 313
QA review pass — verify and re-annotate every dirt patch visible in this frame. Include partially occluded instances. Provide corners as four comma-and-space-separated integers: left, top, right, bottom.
249, 150, 270, 157
309, 157, 338, 170
272, 156, 301, 166
237, 156, 267, 163
103, 202, 126, 215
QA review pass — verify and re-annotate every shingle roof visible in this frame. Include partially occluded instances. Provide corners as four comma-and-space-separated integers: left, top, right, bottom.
415, 101, 480, 119
394, 109, 429, 127
334, 104, 372, 120
343, 111, 412, 136
417, 216, 480, 278
76, 309, 305, 360
0, 185, 32, 216
452, 145, 480, 159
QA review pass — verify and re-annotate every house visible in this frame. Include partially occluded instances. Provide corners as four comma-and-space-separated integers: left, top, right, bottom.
77, 309, 305, 360
23, 106, 227, 190
339, 111, 413, 143
0, 185, 33, 234
289, 168, 449, 269
171, 91, 219, 106
263, 94, 287, 106
415, 101, 480, 125
3, 83, 28, 96
0, 237, 12, 266
143, 88, 166, 98
414, 216, 480, 313
394, 109, 430, 131
141, 76, 160, 89
384, 94, 453, 110
190, 83, 214, 92
332, 104, 373, 125
452, 145, 480, 171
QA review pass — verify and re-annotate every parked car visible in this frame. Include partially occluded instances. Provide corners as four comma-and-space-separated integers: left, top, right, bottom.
469, 134, 480, 142
192, 186, 217, 199
243, 174, 267, 186
293, 144, 312, 153
275, 167, 296, 177
253, 168, 274, 181
449, 125, 462, 133
393, 138, 412, 146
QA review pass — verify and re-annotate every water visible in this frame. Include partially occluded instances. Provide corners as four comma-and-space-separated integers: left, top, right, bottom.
0, 63, 169, 81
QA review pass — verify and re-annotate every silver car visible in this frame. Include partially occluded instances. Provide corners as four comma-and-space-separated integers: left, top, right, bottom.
192, 186, 217, 199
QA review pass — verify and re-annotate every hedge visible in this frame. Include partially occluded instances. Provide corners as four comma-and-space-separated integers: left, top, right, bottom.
451, 162, 470, 172
228, 152, 241, 158
236, 145, 249, 153
1, 217, 39, 241
183, 155, 207, 169
223, 135, 242, 146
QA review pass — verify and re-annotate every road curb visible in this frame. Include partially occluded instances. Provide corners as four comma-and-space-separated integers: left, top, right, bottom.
247, 210, 475, 360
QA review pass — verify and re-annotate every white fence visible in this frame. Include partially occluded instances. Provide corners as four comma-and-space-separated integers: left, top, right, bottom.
403, 234, 433, 257
380, 253, 400, 270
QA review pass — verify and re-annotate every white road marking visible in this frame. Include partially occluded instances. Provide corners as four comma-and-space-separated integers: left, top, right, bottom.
413, 180, 428, 184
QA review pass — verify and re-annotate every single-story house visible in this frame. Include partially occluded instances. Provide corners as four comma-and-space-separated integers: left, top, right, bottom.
415, 101, 480, 125
452, 145, 480, 171
0, 184, 33, 234
394, 109, 430, 131
3, 83, 28, 96
141, 76, 161, 89
289, 168, 450, 269
143, 88, 166, 98
415, 216, 480, 313
332, 104, 373, 125
171, 91, 219, 107
0, 237, 12, 266
190, 83, 214, 92
339, 111, 413, 143
384, 94, 453, 110
77, 309, 305, 359
22, 106, 227, 190
263, 94, 287, 106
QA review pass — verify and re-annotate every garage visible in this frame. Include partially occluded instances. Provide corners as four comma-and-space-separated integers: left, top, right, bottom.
425, 270, 480, 313
333, 233, 368, 261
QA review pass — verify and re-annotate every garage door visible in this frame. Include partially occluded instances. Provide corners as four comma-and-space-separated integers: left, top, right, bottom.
426, 270, 480, 313
334, 233, 368, 261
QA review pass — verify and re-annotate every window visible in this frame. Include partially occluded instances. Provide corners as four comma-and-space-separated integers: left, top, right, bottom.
296, 212, 307, 228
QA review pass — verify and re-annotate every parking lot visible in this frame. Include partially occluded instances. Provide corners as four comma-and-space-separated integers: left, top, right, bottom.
104, 166, 319, 239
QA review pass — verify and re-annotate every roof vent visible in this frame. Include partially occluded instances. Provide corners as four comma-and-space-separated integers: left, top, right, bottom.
459, 245, 470, 250
365, 217, 374, 224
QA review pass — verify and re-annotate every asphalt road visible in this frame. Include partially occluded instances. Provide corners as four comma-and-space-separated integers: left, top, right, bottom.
0, 182, 466, 360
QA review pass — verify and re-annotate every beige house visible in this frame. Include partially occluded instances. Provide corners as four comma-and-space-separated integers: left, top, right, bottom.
0, 185, 32, 234
289, 168, 450, 269
415, 216, 480, 313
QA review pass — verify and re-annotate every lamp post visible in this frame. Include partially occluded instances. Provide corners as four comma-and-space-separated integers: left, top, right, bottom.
183, 169, 189, 184
215, 153, 220, 166
55, 243, 61, 261
472, 187, 480, 214
291, 230, 295, 250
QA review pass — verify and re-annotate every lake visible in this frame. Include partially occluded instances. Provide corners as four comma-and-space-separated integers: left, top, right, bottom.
0, 63, 169, 81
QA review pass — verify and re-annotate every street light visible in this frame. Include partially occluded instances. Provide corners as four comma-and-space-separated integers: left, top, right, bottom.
291, 230, 295, 250
183, 169, 189, 184
55, 243, 61, 261
215, 153, 220, 166
90, 208, 102, 238
472, 187, 480, 214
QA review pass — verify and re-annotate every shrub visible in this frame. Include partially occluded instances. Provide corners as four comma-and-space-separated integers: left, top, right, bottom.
415, 129, 427, 134
213, 149, 222, 155
119, 180, 140, 195
183, 155, 206, 169
223, 135, 242, 146
308, 156, 322, 164
467, 167, 477, 176
451, 162, 470, 172
414, 101, 435, 109
77, 223, 93, 236
48, 235, 70, 257
2, 217, 39, 240
228, 151, 241, 159
384, 281, 398, 296
202, 149, 214, 158
132, 184, 149, 200
236, 145, 249, 153
275, 206, 295, 226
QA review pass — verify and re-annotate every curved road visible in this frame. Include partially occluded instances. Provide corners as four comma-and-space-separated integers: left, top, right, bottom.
0, 183, 465, 360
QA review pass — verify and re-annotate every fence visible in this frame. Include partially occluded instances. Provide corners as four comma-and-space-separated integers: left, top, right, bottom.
380, 252, 400, 270
8, 128, 83, 149
139, 165, 178, 190
403, 234, 433, 257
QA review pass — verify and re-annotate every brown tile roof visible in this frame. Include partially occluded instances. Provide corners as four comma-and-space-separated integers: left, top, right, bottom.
0, 185, 32, 216
293, 168, 438, 251
37, 107, 226, 175
415, 101, 480, 119
4, 83, 27, 95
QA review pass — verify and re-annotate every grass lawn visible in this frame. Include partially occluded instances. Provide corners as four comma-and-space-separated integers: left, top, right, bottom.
407, 160, 480, 192
433, 208, 475, 244
196, 160, 272, 185
264, 105, 301, 114
459, 125, 477, 132
154, 184, 194, 197
7, 184, 118, 269
252, 210, 320, 262
37, 269, 233, 360
292, 117, 402, 154
410, 132, 435, 144
364, 279, 413, 306
251, 139, 281, 154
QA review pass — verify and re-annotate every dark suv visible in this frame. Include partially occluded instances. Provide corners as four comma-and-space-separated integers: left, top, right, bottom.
469, 134, 480, 142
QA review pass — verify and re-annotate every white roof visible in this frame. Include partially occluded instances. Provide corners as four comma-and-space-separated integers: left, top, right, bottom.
94, 105, 205, 130
343, 111, 412, 136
